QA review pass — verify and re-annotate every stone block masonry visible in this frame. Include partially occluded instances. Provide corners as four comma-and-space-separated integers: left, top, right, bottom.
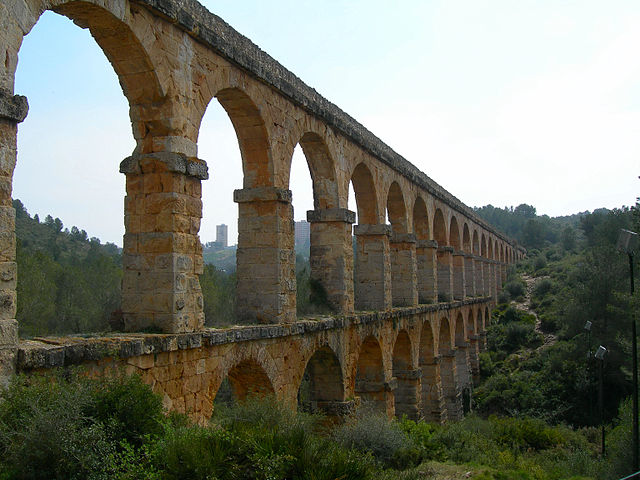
17, 301, 492, 423
0, 0, 526, 410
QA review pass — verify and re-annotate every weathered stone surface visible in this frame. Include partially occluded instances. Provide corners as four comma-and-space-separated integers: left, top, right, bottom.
307, 208, 355, 224
0, 0, 524, 423
0, 92, 28, 123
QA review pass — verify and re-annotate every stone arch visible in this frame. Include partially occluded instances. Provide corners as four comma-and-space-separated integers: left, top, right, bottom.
462, 223, 473, 297
414, 196, 435, 304
12, 1, 165, 150
462, 224, 471, 253
214, 87, 273, 188
419, 319, 444, 422
392, 329, 418, 419
386, 181, 408, 234
213, 358, 276, 406
449, 216, 463, 299
439, 316, 460, 420
355, 335, 387, 413
294, 131, 339, 210
468, 309, 478, 337
10, 1, 195, 334
449, 216, 461, 249
468, 309, 481, 385
481, 234, 487, 257
413, 197, 429, 240
350, 162, 379, 225
297, 346, 345, 416
454, 312, 471, 414
351, 162, 379, 225
472, 230, 480, 255
433, 208, 447, 245
387, 181, 415, 307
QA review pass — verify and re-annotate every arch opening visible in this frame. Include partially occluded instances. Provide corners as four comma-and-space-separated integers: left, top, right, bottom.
297, 346, 344, 417
454, 312, 472, 415
12, 6, 161, 336
355, 336, 387, 414
214, 359, 275, 407
387, 182, 415, 307
351, 163, 389, 311
439, 317, 461, 421
393, 330, 419, 419
290, 133, 345, 315
419, 319, 444, 422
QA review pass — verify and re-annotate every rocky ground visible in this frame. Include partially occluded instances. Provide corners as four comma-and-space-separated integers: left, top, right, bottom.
513, 274, 556, 349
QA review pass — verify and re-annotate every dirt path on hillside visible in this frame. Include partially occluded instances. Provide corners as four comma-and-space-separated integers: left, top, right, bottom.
513, 274, 556, 349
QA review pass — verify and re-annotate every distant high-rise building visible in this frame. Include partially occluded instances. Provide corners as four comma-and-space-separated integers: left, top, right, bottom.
216, 224, 228, 248
294, 220, 310, 248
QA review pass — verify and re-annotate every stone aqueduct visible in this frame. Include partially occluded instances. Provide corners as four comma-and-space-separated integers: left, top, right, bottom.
0, 0, 524, 421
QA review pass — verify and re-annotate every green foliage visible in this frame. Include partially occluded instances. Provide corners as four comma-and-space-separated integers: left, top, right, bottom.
604, 397, 634, 478
92, 373, 165, 447
332, 406, 419, 469
0, 371, 163, 480
295, 255, 333, 316
14, 199, 122, 336
0, 377, 610, 480
200, 263, 236, 326
504, 280, 527, 300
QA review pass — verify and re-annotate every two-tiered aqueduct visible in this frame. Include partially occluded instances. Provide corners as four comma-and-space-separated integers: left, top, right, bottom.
0, 0, 524, 422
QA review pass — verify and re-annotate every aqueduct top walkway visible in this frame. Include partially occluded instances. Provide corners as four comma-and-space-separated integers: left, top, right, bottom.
0, 0, 523, 421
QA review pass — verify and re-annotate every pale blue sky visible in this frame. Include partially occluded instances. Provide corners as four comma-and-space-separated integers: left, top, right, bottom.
13, 0, 640, 245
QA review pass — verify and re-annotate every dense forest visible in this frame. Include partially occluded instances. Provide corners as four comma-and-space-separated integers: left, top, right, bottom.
14, 199, 122, 337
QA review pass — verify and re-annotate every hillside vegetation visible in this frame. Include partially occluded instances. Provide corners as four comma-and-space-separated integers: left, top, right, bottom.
7, 197, 639, 478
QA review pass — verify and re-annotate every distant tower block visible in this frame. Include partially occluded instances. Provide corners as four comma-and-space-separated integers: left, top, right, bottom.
216, 224, 228, 247
295, 220, 310, 248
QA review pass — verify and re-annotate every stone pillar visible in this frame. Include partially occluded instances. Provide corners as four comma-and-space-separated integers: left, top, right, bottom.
234, 187, 296, 324
390, 233, 418, 307
464, 254, 475, 297
440, 350, 462, 421
354, 224, 392, 311
354, 377, 396, 416
0, 92, 27, 388
307, 208, 355, 314
436, 246, 453, 302
452, 250, 465, 300
501, 262, 507, 287
455, 343, 472, 414
479, 331, 488, 350
468, 335, 481, 384
474, 256, 484, 297
493, 261, 501, 298
394, 368, 421, 420
416, 240, 438, 304
483, 259, 493, 297
120, 152, 208, 333
421, 357, 447, 423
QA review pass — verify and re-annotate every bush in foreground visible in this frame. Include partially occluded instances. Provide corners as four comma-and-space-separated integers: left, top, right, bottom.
0, 372, 628, 480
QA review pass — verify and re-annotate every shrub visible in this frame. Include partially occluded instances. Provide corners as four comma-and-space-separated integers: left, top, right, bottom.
534, 256, 547, 271
539, 314, 559, 334
533, 278, 553, 298
332, 406, 418, 468
497, 290, 511, 304
0, 372, 165, 480
154, 425, 243, 480
211, 396, 373, 480
93, 373, 165, 446
505, 280, 527, 299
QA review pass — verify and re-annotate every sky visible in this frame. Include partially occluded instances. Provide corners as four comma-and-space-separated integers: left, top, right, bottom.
12, 0, 640, 246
